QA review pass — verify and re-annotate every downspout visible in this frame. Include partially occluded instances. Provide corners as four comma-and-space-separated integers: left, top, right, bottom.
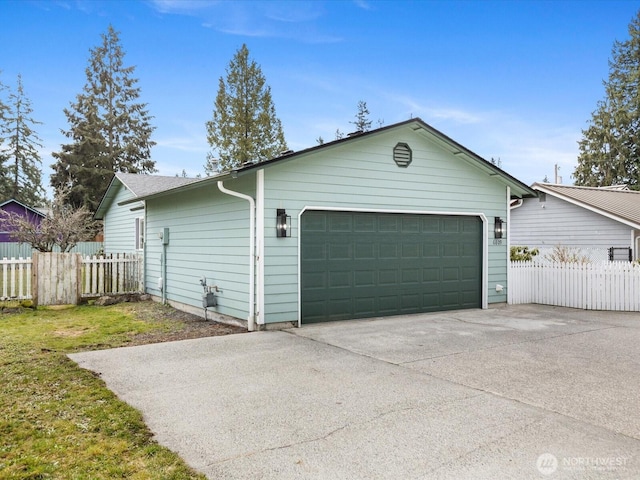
217, 180, 256, 332
506, 187, 511, 305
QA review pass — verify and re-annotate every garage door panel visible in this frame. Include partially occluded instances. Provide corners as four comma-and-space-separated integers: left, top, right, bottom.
301, 211, 482, 323
329, 214, 352, 232
379, 243, 398, 258
302, 214, 326, 231
443, 218, 461, 233
354, 270, 375, 286
302, 244, 326, 261
328, 271, 351, 288
378, 294, 400, 313
355, 243, 375, 259
402, 216, 420, 232
303, 272, 326, 289
401, 268, 420, 283
379, 216, 400, 232
354, 214, 376, 232
402, 242, 420, 257
379, 269, 398, 285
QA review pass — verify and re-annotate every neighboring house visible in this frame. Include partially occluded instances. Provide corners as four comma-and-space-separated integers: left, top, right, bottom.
102, 118, 536, 329
510, 183, 640, 261
95, 172, 199, 254
0, 199, 46, 242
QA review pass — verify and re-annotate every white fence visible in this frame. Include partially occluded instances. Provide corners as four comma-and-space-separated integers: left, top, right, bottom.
0, 241, 104, 259
509, 261, 640, 311
0, 257, 32, 300
0, 253, 143, 303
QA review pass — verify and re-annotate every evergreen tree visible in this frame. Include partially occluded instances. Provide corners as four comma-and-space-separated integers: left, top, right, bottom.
574, 11, 640, 189
350, 100, 372, 132
205, 44, 287, 173
0, 75, 11, 201
51, 25, 156, 210
3, 75, 46, 206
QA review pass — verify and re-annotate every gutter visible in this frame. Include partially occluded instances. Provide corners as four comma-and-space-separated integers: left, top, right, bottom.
217, 181, 256, 332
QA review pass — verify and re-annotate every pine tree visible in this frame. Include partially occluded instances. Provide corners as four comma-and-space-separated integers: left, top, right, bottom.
574, 11, 640, 189
3, 75, 46, 206
350, 100, 372, 132
205, 44, 287, 173
51, 25, 156, 210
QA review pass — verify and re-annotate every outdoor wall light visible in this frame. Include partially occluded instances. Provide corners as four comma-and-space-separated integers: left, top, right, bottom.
276, 209, 291, 238
494, 216, 506, 239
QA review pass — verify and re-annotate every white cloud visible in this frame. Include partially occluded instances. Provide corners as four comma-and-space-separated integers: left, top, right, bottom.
148, 0, 342, 43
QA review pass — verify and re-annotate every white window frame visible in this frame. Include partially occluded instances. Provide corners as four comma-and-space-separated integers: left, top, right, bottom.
135, 217, 145, 251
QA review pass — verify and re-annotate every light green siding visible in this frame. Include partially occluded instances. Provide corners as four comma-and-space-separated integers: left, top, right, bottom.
103, 184, 143, 254
144, 176, 255, 320
262, 129, 509, 323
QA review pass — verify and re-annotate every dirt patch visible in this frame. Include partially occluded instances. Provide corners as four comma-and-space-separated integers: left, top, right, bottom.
53, 329, 87, 338
115, 301, 246, 345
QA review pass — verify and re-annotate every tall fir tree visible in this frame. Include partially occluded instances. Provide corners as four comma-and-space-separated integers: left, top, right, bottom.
350, 100, 372, 132
574, 11, 640, 189
51, 25, 156, 210
0, 74, 11, 201
205, 44, 287, 173
4, 75, 46, 206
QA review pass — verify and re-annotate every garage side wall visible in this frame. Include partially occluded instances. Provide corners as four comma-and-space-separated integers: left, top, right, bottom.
103, 184, 142, 254
144, 177, 255, 321
262, 129, 509, 323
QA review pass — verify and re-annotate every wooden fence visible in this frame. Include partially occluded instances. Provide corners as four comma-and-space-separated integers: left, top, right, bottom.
82, 253, 143, 298
509, 261, 640, 311
0, 253, 143, 305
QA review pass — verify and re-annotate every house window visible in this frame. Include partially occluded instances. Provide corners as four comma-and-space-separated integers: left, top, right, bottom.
135, 217, 144, 250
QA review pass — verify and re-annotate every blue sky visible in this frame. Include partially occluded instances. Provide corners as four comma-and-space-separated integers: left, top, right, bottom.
1, 0, 639, 194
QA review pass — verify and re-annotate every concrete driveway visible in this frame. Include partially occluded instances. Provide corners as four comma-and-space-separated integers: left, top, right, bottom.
69, 305, 640, 479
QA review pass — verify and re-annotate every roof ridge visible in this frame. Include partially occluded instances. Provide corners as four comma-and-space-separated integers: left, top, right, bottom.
538, 183, 640, 195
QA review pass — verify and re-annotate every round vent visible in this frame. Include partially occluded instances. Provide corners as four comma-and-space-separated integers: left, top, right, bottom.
393, 142, 412, 167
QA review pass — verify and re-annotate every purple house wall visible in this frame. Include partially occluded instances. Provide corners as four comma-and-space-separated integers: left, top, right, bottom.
0, 199, 46, 242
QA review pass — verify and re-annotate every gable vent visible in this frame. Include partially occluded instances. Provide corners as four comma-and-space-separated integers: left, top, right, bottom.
393, 142, 412, 168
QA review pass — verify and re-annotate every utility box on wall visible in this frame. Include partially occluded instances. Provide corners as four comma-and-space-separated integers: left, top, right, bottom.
203, 291, 217, 308
161, 227, 170, 245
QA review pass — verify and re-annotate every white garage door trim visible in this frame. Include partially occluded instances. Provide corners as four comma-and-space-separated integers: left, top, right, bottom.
297, 206, 488, 327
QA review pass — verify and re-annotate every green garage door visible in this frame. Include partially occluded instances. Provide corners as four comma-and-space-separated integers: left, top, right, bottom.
301, 211, 482, 324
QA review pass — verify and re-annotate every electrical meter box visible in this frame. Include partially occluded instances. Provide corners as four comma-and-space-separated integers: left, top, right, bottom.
203, 292, 217, 308
161, 227, 170, 245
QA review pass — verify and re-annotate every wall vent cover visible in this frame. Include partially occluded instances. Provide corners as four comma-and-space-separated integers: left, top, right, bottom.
393, 142, 412, 167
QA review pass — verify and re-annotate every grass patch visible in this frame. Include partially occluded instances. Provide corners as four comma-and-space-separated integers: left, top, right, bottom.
0, 304, 208, 479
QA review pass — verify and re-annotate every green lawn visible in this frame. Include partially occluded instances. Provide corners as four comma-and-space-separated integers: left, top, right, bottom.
0, 304, 207, 479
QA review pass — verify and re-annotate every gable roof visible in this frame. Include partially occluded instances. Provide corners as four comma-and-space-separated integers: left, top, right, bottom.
119, 118, 536, 207
533, 182, 640, 229
95, 172, 200, 219
0, 198, 47, 218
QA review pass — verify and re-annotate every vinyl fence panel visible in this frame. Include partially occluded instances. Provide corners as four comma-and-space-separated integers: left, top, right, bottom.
509, 261, 640, 312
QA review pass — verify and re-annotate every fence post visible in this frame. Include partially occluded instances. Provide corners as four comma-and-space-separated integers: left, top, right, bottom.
31, 251, 39, 307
